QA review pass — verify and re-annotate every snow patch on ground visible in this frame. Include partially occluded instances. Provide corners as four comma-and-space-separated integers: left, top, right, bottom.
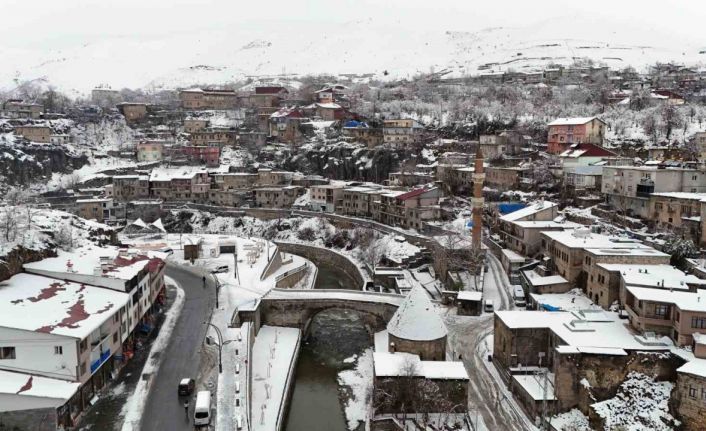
590, 372, 678, 431
338, 349, 373, 431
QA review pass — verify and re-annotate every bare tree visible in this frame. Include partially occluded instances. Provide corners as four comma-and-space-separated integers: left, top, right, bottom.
358, 236, 388, 274
1, 208, 19, 242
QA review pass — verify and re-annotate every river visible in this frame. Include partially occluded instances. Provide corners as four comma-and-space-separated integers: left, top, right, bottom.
285, 262, 369, 431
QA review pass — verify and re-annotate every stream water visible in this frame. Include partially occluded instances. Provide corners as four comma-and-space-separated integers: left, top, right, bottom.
285, 262, 369, 431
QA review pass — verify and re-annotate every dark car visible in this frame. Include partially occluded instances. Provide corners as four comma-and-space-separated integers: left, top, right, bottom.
178, 378, 195, 396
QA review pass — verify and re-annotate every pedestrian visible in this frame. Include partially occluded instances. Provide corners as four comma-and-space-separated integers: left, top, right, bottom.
202, 275, 206, 288
184, 400, 189, 420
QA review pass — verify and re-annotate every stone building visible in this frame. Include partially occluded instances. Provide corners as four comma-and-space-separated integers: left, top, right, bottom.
112, 175, 150, 201
649, 192, 706, 242
254, 186, 302, 208
674, 337, 706, 431
136, 140, 164, 163
75, 198, 124, 223
13, 125, 51, 143
179, 88, 238, 110
387, 286, 447, 361
373, 187, 442, 231
116, 103, 148, 122
485, 166, 531, 191
583, 248, 671, 308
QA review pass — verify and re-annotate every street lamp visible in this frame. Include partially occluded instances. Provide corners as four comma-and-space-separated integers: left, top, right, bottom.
203, 322, 238, 373
211, 272, 220, 309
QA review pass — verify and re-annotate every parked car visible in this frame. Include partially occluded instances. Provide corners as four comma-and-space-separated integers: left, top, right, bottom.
212, 265, 229, 274
178, 378, 195, 396
484, 300, 494, 313
159, 247, 174, 256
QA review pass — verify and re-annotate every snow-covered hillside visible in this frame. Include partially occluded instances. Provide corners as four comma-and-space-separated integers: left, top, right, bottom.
3, 14, 704, 94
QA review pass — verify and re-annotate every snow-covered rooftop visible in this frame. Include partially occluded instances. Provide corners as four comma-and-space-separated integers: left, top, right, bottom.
598, 264, 705, 290
149, 167, 207, 181
373, 352, 468, 380
0, 370, 80, 403
499, 201, 556, 222
387, 286, 447, 341
523, 271, 569, 287
513, 373, 556, 400
24, 246, 155, 283
496, 310, 670, 353
457, 291, 482, 301
0, 273, 129, 339
625, 285, 706, 313
542, 229, 647, 250
650, 192, 706, 201
530, 290, 597, 311
547, 117, 600, 126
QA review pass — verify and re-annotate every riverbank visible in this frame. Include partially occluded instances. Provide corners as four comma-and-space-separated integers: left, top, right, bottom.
251, 326, 301, 431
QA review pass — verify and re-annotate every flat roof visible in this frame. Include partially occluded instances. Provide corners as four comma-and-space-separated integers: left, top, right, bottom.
541, 229, 647, 250
457, 291, 483, 301
0, 273, 129, 339
24, 247, 155, 282
0, 370, 79, 402
598, 264, 705, 290
625, 285, 706, 313
500, 201, 556, 222
513, 373, 556, 400
496, 310, 670, 352
523, 271, 569, 287
373, 352, 468, 380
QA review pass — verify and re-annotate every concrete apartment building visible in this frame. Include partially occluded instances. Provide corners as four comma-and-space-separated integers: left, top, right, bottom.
254, 186, 302, 208
382, 119, 423, 147
149, 168, 210, 201
547, 116, 606, 154
674, 342, 706, 430
498, 201, 570, 257
373, 187, 441, 230
6, 248, 167, 428
602, 166, 706, 218
180, 145, 220, 166
486, 166, 531, 191
179, 88, 238, 109
75, 198, 124, 223
479, 131, 528, 159
649, 192, 705, 242
310, 183, 345, 212
187, 127, 238, 147
14, 125, 51, 143
339, 186, 384, 217
2, 99, 42, 119
183, 118, 209, 133
342, 121, 383, 148
690, 131, 706, 160
268, 107, 308, 143
136, 140, 164, 162
540, 229, 656, 285
112, 175, 150, 201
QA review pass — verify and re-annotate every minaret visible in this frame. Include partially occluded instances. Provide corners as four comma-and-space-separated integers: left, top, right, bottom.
471, 146, 484, 251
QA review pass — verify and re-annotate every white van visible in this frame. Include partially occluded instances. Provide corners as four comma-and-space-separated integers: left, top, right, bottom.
235, 363, 241, 374
236, 415, 243, 429
194, 390, 211, 426
512, 285, 526, 307
235, 381, 241, 394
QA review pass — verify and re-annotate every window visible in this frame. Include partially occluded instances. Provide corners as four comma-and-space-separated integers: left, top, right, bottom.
0, 347, 16, 359
54, 346, 63, 355
113, 332, 119, 343
692, 317, 706, 329
654, 304, 669, 317
689, 386, 698, 398
80, 361, 87, 375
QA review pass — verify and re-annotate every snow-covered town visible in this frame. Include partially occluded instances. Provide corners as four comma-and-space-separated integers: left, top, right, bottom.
3, 2, 706, 431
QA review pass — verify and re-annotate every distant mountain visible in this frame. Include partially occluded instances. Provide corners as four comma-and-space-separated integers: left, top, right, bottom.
2, 16, 704, 95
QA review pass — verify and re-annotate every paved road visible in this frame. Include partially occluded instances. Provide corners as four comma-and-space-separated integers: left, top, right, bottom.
141, 263, 216, 431
446, 252, 531, 431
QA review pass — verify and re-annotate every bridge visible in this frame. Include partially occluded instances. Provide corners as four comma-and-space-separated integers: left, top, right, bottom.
257, 288, 404, 334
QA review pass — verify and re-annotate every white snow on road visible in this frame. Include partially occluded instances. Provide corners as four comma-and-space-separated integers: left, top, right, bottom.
121, 276, 185, 431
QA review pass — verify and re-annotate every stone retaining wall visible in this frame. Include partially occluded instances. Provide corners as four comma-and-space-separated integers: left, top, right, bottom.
274, 241, 368, 289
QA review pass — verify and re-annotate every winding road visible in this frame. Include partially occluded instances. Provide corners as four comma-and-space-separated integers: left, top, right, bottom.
140, 263, 216, 431
445, 252, 533, 431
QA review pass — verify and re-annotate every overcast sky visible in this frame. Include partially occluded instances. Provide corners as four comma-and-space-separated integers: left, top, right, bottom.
3, 0, 705, 47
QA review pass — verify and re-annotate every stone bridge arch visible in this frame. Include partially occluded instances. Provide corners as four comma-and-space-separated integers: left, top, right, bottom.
259, 292, 400, 336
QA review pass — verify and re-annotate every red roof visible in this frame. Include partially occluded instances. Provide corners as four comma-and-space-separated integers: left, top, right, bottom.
255, 86, 288, 95
561, 143, 616, 157
397, 188, 430, 201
